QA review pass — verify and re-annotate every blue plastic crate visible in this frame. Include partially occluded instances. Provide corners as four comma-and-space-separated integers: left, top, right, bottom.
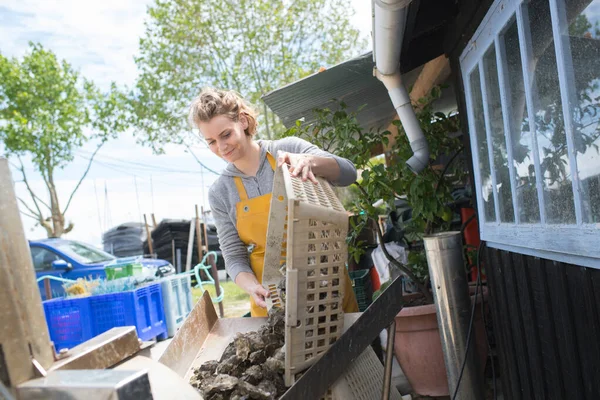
43, 297, 94, 352
88, 283, 168, 341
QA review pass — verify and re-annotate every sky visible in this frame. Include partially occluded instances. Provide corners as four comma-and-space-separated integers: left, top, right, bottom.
0, 0, 373, 247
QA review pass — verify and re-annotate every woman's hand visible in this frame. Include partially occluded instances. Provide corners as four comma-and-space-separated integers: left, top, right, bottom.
235, 271, 270, 308
277, 151, 318, 183
248, 283, 270, 308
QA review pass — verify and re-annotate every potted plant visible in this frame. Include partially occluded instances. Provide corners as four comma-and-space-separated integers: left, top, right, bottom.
283, 87, 488, 396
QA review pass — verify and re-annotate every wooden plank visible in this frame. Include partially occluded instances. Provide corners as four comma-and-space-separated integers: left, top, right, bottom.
200, 207, 210, 253
208, 252, 225, 318
544, 260, 584, 399
44, 278, 52, 300
527, 257, 565, 400
511, 253, 546, 399
201, 206, 224, 318
500, 250, 531, 399
484, 248, 514, 400
50, 327, 139, 371
159, 291, 219, 378
143, 214, 154, 255
488, 248, 521, 399
565, 265, 600, 399
185, 219, 195, 272
194, 205, 204, 255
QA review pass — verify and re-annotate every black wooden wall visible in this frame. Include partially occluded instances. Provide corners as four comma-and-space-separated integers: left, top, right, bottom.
485, 247, 600, 400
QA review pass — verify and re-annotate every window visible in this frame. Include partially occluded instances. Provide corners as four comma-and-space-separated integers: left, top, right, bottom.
461, 0, 600, 263
54, 241, 115, 264
30, 247, 61, 271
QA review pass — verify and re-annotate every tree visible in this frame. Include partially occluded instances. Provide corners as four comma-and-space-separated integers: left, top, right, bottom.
133, 0, 366, 151
0, 43, 129, 237
285, 88, 467, 304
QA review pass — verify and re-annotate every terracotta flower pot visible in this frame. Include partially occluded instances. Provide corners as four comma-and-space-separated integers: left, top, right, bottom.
393, 287, 489, 396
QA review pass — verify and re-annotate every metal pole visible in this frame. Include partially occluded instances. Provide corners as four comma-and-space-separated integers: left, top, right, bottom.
176, 249, 182, 275
423, 232, 484, 400
0, 158, 54, 390
382, 320, 396, 400
44, 278, 52, 300
208, 254, 225, 318
143, 214, 153, 256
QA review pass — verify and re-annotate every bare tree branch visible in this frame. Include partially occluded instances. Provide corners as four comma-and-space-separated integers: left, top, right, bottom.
17, 156, 46, 217
19, 210, 39, 221
17, 197, 43, 220
63, 143, 103, 215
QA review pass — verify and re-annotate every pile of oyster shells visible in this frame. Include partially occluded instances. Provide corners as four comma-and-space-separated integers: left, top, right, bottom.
189, 307, 288, 400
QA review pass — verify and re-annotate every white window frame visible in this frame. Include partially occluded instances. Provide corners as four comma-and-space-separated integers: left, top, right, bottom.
460, 0, 600, 268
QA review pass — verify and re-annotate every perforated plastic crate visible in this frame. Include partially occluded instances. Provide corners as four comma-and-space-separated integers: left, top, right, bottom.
160, 274, 194, 337
349, 269, 374, 312
43, 296, 94, 352
88, 283, 168, 341
263, 164, 348, 386
104, 262, 143, 280
331, 346, 403, 400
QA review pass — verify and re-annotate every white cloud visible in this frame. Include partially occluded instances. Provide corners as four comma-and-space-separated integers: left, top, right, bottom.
0, 0, 150, 89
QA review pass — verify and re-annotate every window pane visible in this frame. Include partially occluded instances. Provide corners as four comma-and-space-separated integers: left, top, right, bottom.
526, 0, 576, 224
483, 45, 515, 222
501, 17, 541, 223
30, 248, 59, 271
470, 66, 496, 222
563, 0, 600, 222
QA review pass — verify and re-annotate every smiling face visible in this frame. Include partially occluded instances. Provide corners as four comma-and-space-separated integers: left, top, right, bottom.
199, 114, 252, 163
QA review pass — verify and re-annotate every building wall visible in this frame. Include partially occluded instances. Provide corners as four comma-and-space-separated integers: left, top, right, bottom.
444, 2, 600, 398
485, 247, 600, 399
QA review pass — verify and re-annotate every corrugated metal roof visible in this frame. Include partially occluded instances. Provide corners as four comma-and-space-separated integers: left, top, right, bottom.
262, 52, 425, 132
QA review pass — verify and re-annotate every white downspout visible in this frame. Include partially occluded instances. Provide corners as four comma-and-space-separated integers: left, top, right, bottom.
373, 0, 429, 174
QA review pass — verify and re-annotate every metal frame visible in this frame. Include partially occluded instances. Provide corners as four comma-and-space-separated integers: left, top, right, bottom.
479, 56, 502, 221
549, 0, 585, 224
459, 0, 600, 266
516, 3, 547, 224
495, 34, 521, 223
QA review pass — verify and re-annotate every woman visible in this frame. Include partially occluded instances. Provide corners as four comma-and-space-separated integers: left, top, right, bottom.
189, 88, 359, 317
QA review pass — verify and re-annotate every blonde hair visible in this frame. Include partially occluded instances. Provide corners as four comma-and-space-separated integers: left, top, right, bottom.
188, 88, 258, 136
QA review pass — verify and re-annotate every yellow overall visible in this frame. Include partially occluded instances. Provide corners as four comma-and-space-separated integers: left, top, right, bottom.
234, 152, 359, 317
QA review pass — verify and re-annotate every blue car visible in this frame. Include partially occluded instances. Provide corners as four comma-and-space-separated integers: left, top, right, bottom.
30, 238, 175, 300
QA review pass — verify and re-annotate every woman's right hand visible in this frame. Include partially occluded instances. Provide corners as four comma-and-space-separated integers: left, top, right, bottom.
235, 271, 270, 308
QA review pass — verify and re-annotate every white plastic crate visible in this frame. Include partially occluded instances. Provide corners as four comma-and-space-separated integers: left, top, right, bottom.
160, 274, 194, 337
263, 164, 349, 386
331, 346, 403, 400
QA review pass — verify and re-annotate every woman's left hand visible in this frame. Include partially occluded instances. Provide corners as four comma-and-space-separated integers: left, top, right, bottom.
277, 151, 318, 183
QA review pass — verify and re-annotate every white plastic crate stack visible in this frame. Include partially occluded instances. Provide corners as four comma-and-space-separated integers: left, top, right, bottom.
160, 274, 194, 337
262, 163, 349, 387
331, 346, 403, 400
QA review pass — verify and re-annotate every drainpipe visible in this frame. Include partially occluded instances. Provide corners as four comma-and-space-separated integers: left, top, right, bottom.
373, 0, 429, 174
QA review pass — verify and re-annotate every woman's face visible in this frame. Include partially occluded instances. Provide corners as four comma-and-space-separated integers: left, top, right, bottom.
199, 114, 251, 163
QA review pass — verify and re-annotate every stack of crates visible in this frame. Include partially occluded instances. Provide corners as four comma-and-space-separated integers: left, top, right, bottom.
159, 274, 194, 337
43, 283, 168, 351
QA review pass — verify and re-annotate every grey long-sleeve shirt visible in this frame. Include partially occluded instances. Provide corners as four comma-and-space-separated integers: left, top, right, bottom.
208, 137, 357, 282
